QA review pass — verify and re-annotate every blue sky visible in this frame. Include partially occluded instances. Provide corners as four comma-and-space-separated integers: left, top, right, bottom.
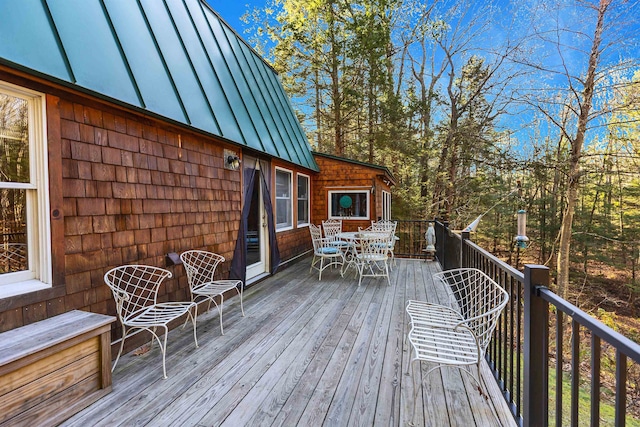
207, 2, 258, 34
206, 0, 640, 158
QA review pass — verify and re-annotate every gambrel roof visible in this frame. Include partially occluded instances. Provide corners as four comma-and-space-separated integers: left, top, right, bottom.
0, 0, 318, 171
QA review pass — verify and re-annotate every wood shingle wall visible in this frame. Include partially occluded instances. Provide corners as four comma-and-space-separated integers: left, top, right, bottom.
58, 96, 242, 319
0, 72, 254, 355
312, 154, 393, 231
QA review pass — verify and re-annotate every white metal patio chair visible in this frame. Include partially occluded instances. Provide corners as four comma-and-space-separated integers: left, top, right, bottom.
309, 224, 344, 280
406, 268, 509, 398
353, 230, 391, 286
180, 250, 244, 335
104, 265, 198, 379
322, 219, 354, 252
370, 220, 398, 268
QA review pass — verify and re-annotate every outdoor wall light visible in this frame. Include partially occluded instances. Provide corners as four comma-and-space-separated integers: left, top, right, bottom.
224, 149, 241, 171
165, 252, 182, 267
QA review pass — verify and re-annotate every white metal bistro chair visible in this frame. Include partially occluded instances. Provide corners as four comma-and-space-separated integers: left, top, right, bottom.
104, 265, 198, 379
353, 230, 391, 286
309, 224, 344, 280
180, 250, 244, 336
370, 220, 398, 267
406, 268, 509, 398
322, 219, 354, 253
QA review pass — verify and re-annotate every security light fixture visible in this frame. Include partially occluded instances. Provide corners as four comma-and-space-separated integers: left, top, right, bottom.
224, 149, 241, 171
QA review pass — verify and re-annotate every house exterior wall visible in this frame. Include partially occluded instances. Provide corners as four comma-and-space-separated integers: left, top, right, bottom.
271, 159, 315, 264
0, 70, 313, 353
312, 155, 393, 231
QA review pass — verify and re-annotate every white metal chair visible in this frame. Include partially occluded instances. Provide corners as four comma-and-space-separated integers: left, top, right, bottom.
180, 250, 244, 336
322, 219, 355, 254
370, 220, 398, 267
370, 219, 397, 232
104, 265, 198, 379
406, 268, 509, 397
353, 230, 391, 286
309, 224, 344, 280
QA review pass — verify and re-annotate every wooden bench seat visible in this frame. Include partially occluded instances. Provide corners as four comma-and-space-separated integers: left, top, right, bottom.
0, 310, 115, 426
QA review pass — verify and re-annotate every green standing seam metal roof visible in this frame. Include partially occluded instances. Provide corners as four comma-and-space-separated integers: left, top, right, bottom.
0, 0, 319, 172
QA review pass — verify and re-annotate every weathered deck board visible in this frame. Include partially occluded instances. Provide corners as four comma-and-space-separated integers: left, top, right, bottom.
61, 258, 516, 427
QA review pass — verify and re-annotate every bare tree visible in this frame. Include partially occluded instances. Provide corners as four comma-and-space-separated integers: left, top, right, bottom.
513, 0, 640, 298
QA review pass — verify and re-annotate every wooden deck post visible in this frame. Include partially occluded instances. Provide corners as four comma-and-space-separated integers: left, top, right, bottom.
523, 264, 550, 427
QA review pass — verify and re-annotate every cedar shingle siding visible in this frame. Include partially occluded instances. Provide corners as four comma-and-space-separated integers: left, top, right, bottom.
312, 153, 394, 232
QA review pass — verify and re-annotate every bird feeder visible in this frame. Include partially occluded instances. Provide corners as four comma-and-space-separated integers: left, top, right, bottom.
515, 209, 529, 249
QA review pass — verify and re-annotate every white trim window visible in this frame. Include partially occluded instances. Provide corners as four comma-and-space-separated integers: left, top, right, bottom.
275, 168, 293, 230
328, 190, 370, 220
382, 190, 392, 221
0, 81, 51, 297
297, 173, 310, 226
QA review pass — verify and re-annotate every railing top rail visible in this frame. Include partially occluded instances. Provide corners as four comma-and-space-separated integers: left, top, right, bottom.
464, 237, 525, 282
436, 222, 462, 241
538, 286, 640, 364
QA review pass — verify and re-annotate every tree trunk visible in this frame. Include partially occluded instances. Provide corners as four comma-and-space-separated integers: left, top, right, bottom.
556, 0, 610, 299
327, 3, 343, 156
315, 67, 322, 149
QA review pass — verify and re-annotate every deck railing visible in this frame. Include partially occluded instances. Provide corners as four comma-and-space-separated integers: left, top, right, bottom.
433, 220, 640, 427
393, 219, 430, 258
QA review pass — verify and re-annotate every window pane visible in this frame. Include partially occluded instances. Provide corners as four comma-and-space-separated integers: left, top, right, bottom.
276, 171, 291, 198
298, 201, 308, 224
276, 199, 291, 226
330, 192, 368, 218
297, 176, 308, 199
1, 188, 28, 274
0, 93, 30, 183
276, 170, 292, 228
297, 176, 309, 225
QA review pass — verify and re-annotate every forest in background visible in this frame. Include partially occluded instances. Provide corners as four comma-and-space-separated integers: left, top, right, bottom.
241, 0, 640, 318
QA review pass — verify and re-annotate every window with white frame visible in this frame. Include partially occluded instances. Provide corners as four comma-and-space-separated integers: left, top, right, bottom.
297, 174, 309, 226
328, 190, 369, 219
275, 168, 293, 230
382, 190, 391, 221
0, 81, 51, 295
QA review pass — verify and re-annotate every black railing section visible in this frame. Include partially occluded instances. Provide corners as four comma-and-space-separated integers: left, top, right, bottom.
393, 220, 429, 258
436, 221, 462, 271
433, 220, 640, 427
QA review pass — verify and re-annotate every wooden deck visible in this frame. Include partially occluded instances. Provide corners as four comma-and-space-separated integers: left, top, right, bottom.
62, 258, 515, 427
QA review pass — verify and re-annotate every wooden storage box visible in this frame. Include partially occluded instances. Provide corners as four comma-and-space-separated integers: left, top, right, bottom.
0, 310, 115, 426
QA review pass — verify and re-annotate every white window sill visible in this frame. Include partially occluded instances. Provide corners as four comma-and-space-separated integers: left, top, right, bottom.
0, 280, 52, 299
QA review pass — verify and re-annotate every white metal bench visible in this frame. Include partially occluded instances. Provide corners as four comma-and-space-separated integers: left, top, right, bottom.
406, 268, 509, 397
